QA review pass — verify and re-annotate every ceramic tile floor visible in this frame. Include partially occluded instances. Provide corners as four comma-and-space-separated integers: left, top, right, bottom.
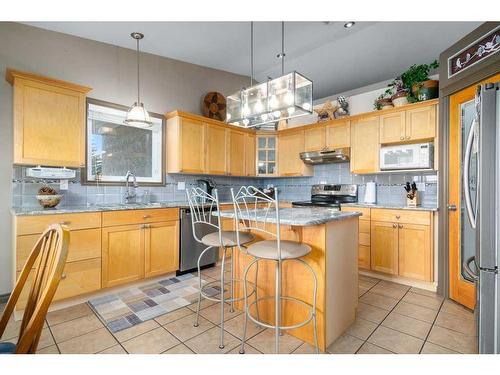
0, 265, 478, 354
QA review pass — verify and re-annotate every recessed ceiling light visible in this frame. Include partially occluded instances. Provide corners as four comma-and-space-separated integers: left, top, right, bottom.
344, 22, 355, 28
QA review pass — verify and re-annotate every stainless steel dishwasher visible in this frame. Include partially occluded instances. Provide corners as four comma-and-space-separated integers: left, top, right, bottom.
178, 207, 219, 275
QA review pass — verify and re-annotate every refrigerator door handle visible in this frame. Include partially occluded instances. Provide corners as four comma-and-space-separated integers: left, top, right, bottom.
463, 117, 478, 229
463, 255, 479, 282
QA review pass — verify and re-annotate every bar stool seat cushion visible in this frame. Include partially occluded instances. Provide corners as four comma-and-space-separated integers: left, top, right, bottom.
201, 231, 255, 247
247, 240, 311, 260
0, 342, 16, 354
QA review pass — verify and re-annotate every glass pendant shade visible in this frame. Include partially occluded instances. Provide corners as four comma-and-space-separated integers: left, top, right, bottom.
124, 102, 153, 128
226, 71, 313, 128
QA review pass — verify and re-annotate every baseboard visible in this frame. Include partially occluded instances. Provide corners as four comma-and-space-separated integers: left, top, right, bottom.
359, 270, 438, 292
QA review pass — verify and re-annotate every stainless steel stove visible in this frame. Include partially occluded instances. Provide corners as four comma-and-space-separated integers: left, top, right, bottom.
292, 184, 358, 210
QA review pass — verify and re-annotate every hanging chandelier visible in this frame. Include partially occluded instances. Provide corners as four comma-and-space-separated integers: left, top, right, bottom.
124, 32, 152, 128
226, 22, 313, 129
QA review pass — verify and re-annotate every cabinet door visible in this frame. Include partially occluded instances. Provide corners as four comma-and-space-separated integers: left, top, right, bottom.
145, 221, 179, 278
180, 118, 206, 173
304, 126, 326, 151
398, 223, 432, 281
13, 78, 87, 167
379, 111, 406, 144
358, 245, 371, 270
227, 130, 245, 176
405, 105, 436, 141
205, 123, 227, 175
350, 116, 380, 174
245, 133, 256, 176
278, 130, 309, 176
326, 120, 350, 149
371, 221, 398, 275
102, 224, 144, 288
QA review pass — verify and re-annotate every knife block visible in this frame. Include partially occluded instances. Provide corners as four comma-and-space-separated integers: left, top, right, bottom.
407, 194, 419, 208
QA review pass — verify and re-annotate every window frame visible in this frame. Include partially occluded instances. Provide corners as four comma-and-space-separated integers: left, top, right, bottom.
81, 98, 166, 186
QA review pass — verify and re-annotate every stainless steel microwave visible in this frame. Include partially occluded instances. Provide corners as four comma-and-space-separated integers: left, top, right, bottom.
379, 142, 434, 170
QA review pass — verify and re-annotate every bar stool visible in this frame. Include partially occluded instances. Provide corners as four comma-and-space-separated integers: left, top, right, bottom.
231, 186, 319, 354
186, 187, 257, 349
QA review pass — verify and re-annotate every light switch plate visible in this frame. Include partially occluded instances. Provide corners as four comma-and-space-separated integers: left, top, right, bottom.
60, 180, 69, 190
177, 181, 186, 190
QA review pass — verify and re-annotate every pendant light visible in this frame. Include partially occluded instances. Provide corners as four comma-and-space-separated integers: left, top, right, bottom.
226, 22, 313, 129
124, 32, 152, 128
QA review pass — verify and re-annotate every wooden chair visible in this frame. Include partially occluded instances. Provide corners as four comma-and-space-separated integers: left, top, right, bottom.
0, 224, 69, 354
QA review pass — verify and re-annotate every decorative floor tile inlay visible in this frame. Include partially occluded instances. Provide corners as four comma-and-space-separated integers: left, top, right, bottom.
89, 274, 216, 333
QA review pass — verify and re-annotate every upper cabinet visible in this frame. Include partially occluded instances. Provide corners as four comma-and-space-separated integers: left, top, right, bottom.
278, 129, 312, 176
326, 119, 350, 149
256, 134, 277, 177
350, 115, 380, 174
205, 123, 227, 175
304, 126, 326, 151
245, 133, 256, 177
379, 111, 406, 144
228, 129, 246, 176
6, 69, 92, 168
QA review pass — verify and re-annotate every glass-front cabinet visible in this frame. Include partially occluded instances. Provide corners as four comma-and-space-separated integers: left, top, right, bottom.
256, 134, 278, 176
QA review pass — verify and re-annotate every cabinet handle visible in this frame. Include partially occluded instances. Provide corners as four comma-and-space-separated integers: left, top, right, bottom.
406, 136, 410, 140
392, 223, 397, 228
59, 221, 71, 226
400, 136, 404, 140
61, 273, 67, 280
398, 224, 403, 229
143, 215, 151, 219
395, 215, 401, 219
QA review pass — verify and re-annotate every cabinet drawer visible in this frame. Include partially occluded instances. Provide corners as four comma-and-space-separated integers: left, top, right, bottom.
102, 208, 179, 227
16, 228, 101, 271
16, 212, 101, 235
342, 206, 371, 220
359, 232, 370, 246
359, 220, 370, 233
17, 258, 101, 310
371, 209, 431, 225
358, 245, 371, 270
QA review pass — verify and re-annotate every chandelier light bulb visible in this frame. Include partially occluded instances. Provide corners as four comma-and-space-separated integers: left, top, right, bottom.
273, 110, 281, 118
242, 118, 250, 126
287, 107, 295, 115
303, 102, 312, 111
254, 99, 264, 112
269, 94, 278, 109
261, 113, 269, 121
284, 91, 294, 106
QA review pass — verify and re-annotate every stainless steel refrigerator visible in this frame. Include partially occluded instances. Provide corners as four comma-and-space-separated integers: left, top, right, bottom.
462, 82, 500, 354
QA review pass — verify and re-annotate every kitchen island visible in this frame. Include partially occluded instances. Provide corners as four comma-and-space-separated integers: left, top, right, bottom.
216, 207, 361, 352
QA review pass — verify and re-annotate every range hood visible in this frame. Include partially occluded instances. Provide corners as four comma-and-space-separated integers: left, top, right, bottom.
300, 148, 350, 165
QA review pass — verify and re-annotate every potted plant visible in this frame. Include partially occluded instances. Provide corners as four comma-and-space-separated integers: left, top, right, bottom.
374, 88, 394, 110
400, 60, 439, 102
388, 78, 409, 107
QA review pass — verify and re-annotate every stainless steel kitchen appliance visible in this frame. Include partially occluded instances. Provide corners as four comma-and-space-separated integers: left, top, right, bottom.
300, 147, 350, 165
379, 142, 434, 171
462, 82, 499, 354
178, 206, 218, 275
292, 184, 357, 209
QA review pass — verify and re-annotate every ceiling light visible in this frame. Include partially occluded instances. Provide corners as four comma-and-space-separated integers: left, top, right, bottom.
344, 22, 355, 28
124, 32, 153, 129
226, 22, 313, 129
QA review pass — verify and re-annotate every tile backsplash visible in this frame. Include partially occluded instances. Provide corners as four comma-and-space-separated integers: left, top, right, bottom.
12, 163, 438, 208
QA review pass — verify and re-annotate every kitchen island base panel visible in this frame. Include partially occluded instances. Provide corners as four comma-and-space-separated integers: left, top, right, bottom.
232, 217, 358, 352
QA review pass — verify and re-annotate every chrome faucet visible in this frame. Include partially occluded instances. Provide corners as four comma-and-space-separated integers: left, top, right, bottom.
124, 171, 138, 204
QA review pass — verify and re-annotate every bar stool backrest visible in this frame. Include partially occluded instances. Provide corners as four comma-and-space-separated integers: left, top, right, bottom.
186, 187, 223, 246
231, 186, 282, 260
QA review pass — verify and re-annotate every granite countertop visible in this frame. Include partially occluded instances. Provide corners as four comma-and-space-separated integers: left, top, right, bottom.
11, 200, 235, 216
214, 207, 361, 226
341, 203, 438, 212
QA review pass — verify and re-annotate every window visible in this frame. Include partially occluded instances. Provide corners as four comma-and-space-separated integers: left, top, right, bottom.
84, 99, 164, 185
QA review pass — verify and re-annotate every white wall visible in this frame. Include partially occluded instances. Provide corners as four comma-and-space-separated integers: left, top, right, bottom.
0, 22, 249, 295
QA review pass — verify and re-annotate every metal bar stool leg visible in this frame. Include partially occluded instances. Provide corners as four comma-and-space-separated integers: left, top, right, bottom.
229, 247, 235, 313
275, 260, 281, 354
239, 258, 258, 354
194, 246, 213, 327
254, 259, 260, 324
219, 246, 227, 349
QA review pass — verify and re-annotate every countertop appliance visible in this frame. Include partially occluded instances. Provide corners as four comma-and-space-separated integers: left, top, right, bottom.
196, 178, 215, 196
292, 184, 357, 209
178, 206, 218, 275
379, 142, 434, 171
461, 82, 499, 354
300, 147, 350, 165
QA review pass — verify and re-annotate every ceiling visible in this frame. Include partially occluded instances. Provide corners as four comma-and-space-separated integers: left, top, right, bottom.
24, 21, 481, 99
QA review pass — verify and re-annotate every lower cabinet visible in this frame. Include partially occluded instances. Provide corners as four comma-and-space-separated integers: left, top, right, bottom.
398, 223, 432, 281
371, 221, 399, 275
145, 221, 180, 278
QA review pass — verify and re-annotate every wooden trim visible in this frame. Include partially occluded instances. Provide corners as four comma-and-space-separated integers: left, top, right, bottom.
6, 68, 92, 94
164, 110, 254, 133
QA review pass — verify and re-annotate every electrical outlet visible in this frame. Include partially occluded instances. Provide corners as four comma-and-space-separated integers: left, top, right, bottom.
417, 182, 425, 192
177, 181, 185, 190
60, 180, 69, 190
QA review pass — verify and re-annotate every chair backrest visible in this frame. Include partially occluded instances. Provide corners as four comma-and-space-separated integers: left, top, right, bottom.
0, 224, 69, 354
186, 187, 223, 245
231, 186, 282, 259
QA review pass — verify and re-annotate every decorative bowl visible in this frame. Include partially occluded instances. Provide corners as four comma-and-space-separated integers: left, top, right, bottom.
36, 194, 63, 208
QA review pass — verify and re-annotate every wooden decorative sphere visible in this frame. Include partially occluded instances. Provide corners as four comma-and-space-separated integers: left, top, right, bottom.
202, 92, 226, 121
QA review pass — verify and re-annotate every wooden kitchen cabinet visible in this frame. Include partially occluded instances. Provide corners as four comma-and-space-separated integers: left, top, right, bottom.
326, 120, 350, 149
350, 115, 379, 174
245, 133, 256, 176
102, 224, 145, 288
166, 115, 206, 174
205, 123, 227, 175
278, 129, 312, 176
341, 206, 371, 270
371, 221, 399, 275
379, 111, 406, 144
228, 129, 246, 176
6, 69, 92, 168
405, 105, 436, 142
304, 125, 326, 151
145, 221, 180, 278
398, 223, 432, 281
